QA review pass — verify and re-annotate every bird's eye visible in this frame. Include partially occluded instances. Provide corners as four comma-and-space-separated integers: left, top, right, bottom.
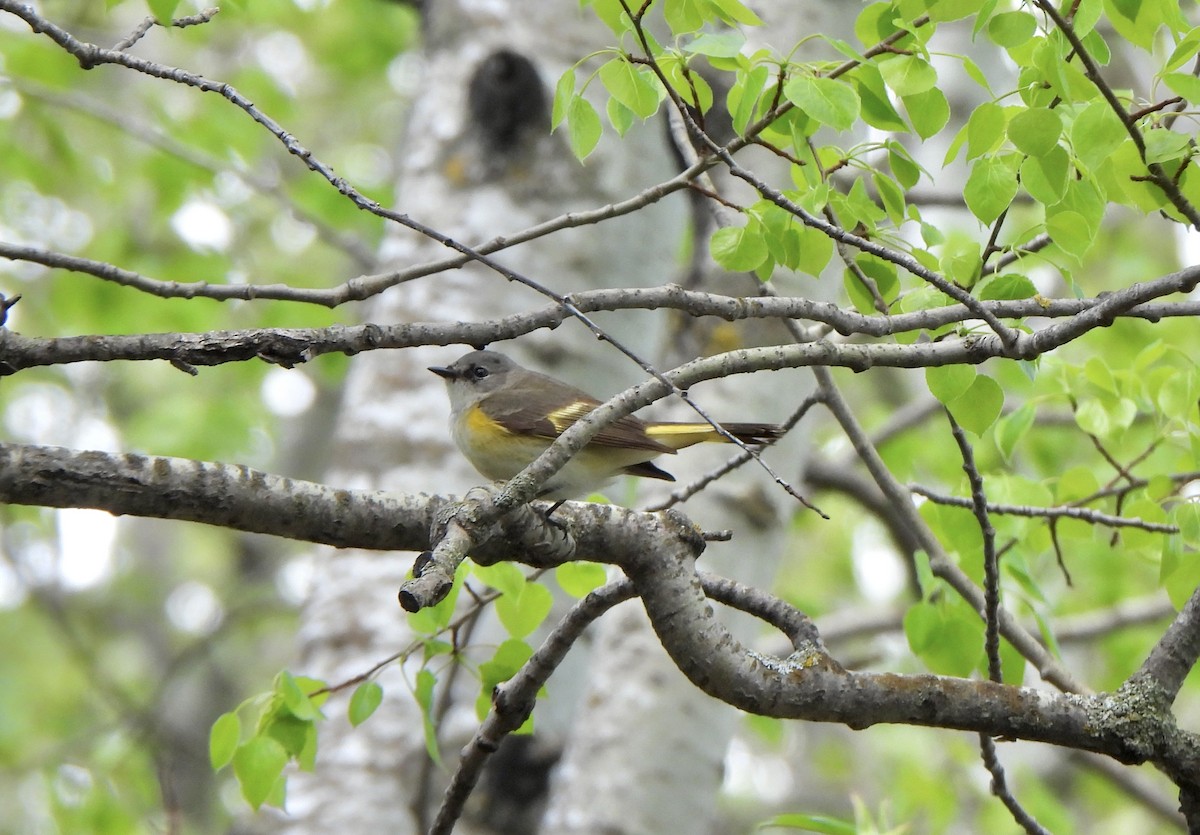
472, 365, 490, 379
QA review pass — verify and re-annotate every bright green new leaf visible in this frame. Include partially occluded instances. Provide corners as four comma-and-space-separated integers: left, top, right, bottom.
904, 598, 983, 677
147, 0, 180, 23
1163, 71, 1200, 103
852, 65, 909, 132
927, 0, 986, 22
209, 712, 241, 770
264, 713, 311, 758
589, 0, 631, 35
926, 365, 976, 404
994, 401, 1036, 462
556, 561, 608, 597
233, 737, 288, 810
567, 95, 602, 160
473, 560, 525, 598
759, 812, 857, 834
965, 102, 1006, 160
1020, 146, 1070, 205
888, 143, 922, 188
663, 0, 704, 33
711, 223, 769, 271
496, 581, 554, 639
598, 59, 661, 120
276, 670, 320, 721
415, 669, 442, 764
1166, 27, 1200, 72
1105, 0, 1167, 49
478, 638, 535, 703
708, 0, 764, 26
964, 155, 1020, 224
947, 374, 1004, 434
348, 681, 383, 728
1173, 501, 1200, 548
978, 273, 1037, 300
1143, 128, 1191, 165
1071, 101, 1127, 173
782, 75, 861, 131
903, 88, 950, 139
729, 64, 770, 134
1007, 107, 1062, 157
795, 224, 834, 276
878, 54, 938, 97
606, 97, 634, 137
551, 70, 575, 128
855, 2, 903, 46
684, 32, 745, 58
1046, 209, 1093, 261
988, 10, 1037, 47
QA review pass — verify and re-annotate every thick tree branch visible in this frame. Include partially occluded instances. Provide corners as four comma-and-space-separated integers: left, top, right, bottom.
2, 441, 1197, 807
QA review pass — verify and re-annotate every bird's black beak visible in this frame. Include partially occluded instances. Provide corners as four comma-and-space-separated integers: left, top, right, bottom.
428, 365, 457, 380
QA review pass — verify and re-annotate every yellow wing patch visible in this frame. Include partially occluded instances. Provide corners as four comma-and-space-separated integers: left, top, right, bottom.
546, 401, 595, 433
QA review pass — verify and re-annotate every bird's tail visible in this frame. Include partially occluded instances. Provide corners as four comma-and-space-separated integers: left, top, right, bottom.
645, 422, 783, 450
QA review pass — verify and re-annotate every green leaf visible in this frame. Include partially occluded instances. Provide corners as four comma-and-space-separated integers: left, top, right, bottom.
478, 639, 535, 717
606, 97, 635, 137
795, 224, 834, 276
415, 669, 442, 765
1165, 28, 1200, 72
904, 598, 983, 677
1046, 210, 1093, 261
994, 401, 1036, 461
264, 713, 311, 758
873, 171, 906, 224
551, 70, 575, 128
598, 59, 661, 119
708, 0, 764, 26
1071, 101, 1127, 173
852, 65, 909, 132
556, 561, 608, 597
947, 374, 1004, 434
758, 812, 857, 834
1105, 0, 1165, 49
496, 581, 554, 639
902, 87, 950, 139
1020, 145, 1070, 204
926, 365, 976, 404
877, 54, 938, 96
782, 75, 861, 131
233, 737, 288, 810
684, 32, 746, 58
567, 95, 602, 160
147, 0, 180, 23
348, 681, 383, 727
729, 64, 771, 134
1162, 71, 1200, 103
966, 102, 1007, 160
1144, 128, 1191, 165
209, 712, 241, 770
589, 0, 631, 34
663, 0, 704, 33
473, 560, 526, 598
711, 222, 769, 271
275, 670, 320, 721
1007, 107, 1062, 157
988, 10, 1038, 47
978, 273, 1037, 300
964, 155, 1020, 223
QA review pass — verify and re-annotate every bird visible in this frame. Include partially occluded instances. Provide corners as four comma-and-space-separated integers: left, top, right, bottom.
429, 349, 782, 500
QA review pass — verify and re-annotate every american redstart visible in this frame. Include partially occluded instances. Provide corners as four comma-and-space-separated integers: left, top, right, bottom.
429, 349, 783, 500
